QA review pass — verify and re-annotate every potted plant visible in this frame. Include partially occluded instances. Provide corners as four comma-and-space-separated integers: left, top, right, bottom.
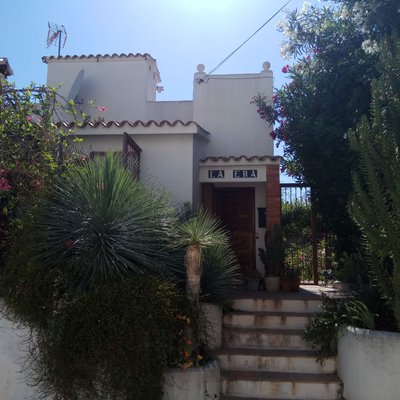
258, 224, 285, 292
246, 269, 262, 291
280, 266, 301, 292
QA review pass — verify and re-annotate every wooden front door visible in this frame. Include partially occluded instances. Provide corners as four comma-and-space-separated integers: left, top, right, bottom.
215, 188, 255, 274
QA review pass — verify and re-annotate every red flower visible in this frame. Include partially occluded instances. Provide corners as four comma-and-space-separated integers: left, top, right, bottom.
269, 131, 277, 140
65, 239, 74, 249
97, 106, 108, 112
0, 177, 11, 191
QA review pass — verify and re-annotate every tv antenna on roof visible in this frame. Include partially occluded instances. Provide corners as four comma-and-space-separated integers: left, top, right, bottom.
47, 22, 67, 57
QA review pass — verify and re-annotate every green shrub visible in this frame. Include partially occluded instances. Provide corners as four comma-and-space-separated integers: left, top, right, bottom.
303, 295, 346, 362
0, 233, 185, 400
303, 294, 378, 362
28, 275, 183, 400
0, 83, 82, 268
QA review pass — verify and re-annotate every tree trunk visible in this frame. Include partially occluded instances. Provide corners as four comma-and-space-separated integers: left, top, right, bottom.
185, 244, 202, 306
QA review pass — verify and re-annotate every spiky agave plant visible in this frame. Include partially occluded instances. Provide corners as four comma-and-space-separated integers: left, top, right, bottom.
176, 208, 229, 306
34, 153, 176, 289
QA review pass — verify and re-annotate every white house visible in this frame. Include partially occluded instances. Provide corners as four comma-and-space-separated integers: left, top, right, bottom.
42, 53, 281, 275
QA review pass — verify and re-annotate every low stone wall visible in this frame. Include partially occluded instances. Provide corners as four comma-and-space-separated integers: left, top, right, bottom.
201, 303, 222, 350
163, 361, 220, 400
0, 315, 34, 400
337, 326, 400, 400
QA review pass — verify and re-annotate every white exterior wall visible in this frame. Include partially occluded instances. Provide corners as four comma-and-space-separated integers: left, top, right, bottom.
338, 327, 400, 400
192, 135, 209, 206
193, 66, 274, 157
146, 101, 193, 122
45, 55, 159, 122
163, 362, 220, 400
74, 124, 208, 204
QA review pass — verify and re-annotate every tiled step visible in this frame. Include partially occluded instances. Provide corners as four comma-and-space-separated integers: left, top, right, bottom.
224, 311, 312, 330
223, 328, 310, 350
222, 397, 335, 400
217, 348, 336, 374
221, 288, 341, 400
231, 298, 321, 313
221, 370, 342, 400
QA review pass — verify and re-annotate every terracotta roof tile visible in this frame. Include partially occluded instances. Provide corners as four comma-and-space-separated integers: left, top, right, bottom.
200, 155, 280, 162
57, 119, 210, 133
42, 53, 155, 63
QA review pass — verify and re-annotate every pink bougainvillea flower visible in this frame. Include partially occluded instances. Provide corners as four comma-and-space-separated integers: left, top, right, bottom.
0, 177, 11, 191
26, 114, 42, 123
97, 106, 109, 112
281, 64, 290, 73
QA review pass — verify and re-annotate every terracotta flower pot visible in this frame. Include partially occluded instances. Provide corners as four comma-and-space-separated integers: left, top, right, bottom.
265, 276, 280, 292
280, 278, 292, 292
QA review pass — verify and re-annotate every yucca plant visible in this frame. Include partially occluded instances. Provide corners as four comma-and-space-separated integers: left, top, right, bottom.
33, 153, 176, 289
176, 208, 229, 306
201, 244, 242, 304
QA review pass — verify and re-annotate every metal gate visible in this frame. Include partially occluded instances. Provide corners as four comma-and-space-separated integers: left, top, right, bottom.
281, 183, 331, 284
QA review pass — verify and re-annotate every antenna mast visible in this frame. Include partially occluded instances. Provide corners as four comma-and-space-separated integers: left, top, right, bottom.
47, 22, 67, 57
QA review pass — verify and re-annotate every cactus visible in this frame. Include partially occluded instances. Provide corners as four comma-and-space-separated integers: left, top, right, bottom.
350, 40, 400, 329
258, 224, 285, 277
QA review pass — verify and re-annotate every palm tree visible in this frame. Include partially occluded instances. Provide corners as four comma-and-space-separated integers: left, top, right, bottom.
177, 209, 229, 306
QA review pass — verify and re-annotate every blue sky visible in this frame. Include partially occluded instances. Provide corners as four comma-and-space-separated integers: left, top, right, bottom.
2, 0, 316, 181
2, 0, 310, 100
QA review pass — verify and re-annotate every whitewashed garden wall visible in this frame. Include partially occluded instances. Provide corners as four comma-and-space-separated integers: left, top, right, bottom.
337, 327, 400, 400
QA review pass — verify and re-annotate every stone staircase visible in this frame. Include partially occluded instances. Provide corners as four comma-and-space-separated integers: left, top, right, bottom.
217, 288, 342, 400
